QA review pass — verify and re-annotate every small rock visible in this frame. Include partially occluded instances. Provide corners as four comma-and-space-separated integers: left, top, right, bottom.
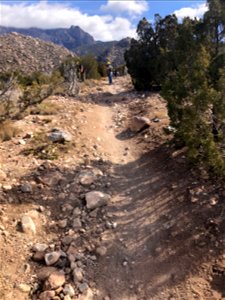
85, 191, 110, 210
44, 271, 65, 290
123, 261, 128, 266
45, 251, 61, 266
73, 267, 83, 282
62, 203, 74, 212
112, 222, 117, 229
32, 243, 48, 252
152, 117, 160, 122
2, 184, 12, 191
89, 209, 98, 218
21, 215, 36, 235
62, 236, 74, 246
37, 267, 58, 280
191, 196, 198, 203
78, 282, 89, 294
210, 197, 218, 206
64, 295, 72, 300
73, 218, 82, 229
95, 246, 107, 256
58, 219, 67, 228
39, 290, 56, 300
38, 205, 45, 212
67, 244, 77, 256
48, 130, 72, 143
33, 251, 45, 262
73, 207, 81, 217
19, 139, 26, 145
79, 171, 95, 186
17, 283, 31, 293
63, 284, 75, 297
105, 221, 112, 229
20, 183, 33, 193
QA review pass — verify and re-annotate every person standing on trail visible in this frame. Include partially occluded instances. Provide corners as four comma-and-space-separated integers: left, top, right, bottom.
76, 61, 85, 82
106, 60, 113, 85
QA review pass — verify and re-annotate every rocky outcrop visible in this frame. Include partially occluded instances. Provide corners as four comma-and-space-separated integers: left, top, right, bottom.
0, 32, 76, 74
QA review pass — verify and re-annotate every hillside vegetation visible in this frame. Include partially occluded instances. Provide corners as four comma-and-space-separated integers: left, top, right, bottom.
125, 0, 225, 175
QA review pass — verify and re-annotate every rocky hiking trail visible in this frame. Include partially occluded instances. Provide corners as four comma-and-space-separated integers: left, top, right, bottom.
1, 76, 225, 300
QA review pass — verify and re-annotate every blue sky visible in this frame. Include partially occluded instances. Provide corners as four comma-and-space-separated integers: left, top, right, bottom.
0, 1, 207, 41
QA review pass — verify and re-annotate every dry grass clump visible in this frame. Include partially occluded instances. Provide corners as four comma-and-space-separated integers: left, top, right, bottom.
29, 100, 61, 115
21, 131, 75, 160
0, 121, 19, 141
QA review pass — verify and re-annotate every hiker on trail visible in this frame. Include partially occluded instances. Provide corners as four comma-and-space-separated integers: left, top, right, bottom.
106, 61, 113, 85
76, 61, 85, 82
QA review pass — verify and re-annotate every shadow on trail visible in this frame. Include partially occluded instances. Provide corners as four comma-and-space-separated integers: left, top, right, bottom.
88, 144, 225, 299
115, 128, 135, 141
76, 88, 154, 108
1, 143, 225, 299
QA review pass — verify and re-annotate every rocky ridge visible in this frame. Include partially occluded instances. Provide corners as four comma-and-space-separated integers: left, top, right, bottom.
0, 32, 76, 74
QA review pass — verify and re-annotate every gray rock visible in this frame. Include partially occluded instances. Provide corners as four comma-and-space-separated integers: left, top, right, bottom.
20, 183, 33, 193
129, 116, 150, 132
32, 243, 48, 252
58, 219, 67, 228
21, 215, 36, 235
63, 284, 75, 297
62, 203, 74, 212
45, 251, 61, 266
73, 267, 83, 282
78, 282, 89, 293
73, 218, 82, 229
79, 171, 95, 186
73, 207, 81, 217
85, 191, 110, 210
48, 130, 72, 143
95, 246, 107, 256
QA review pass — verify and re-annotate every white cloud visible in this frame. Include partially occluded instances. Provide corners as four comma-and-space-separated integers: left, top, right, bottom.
174, 3, 208, 21
0, 1, 136, 41
100, 0, 148, 17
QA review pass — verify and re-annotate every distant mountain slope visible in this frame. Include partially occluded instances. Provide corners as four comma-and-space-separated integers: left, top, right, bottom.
0, 32, 75, 74
0, 25, 130, 66
0, 25, 95, 51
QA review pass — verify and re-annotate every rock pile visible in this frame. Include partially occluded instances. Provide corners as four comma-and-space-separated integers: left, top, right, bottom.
21, 163, 117, 299
0, 33, 75, 74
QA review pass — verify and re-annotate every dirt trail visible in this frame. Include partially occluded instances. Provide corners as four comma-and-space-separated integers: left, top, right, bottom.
1, 76, 225, 300
79, 77, 225, 300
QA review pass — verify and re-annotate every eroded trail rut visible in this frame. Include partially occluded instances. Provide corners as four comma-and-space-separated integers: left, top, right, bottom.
78, 79, 214, 300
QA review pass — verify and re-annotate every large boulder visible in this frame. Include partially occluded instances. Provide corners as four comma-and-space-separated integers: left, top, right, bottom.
129, 116, 150, 132
85, 191, 110, 210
